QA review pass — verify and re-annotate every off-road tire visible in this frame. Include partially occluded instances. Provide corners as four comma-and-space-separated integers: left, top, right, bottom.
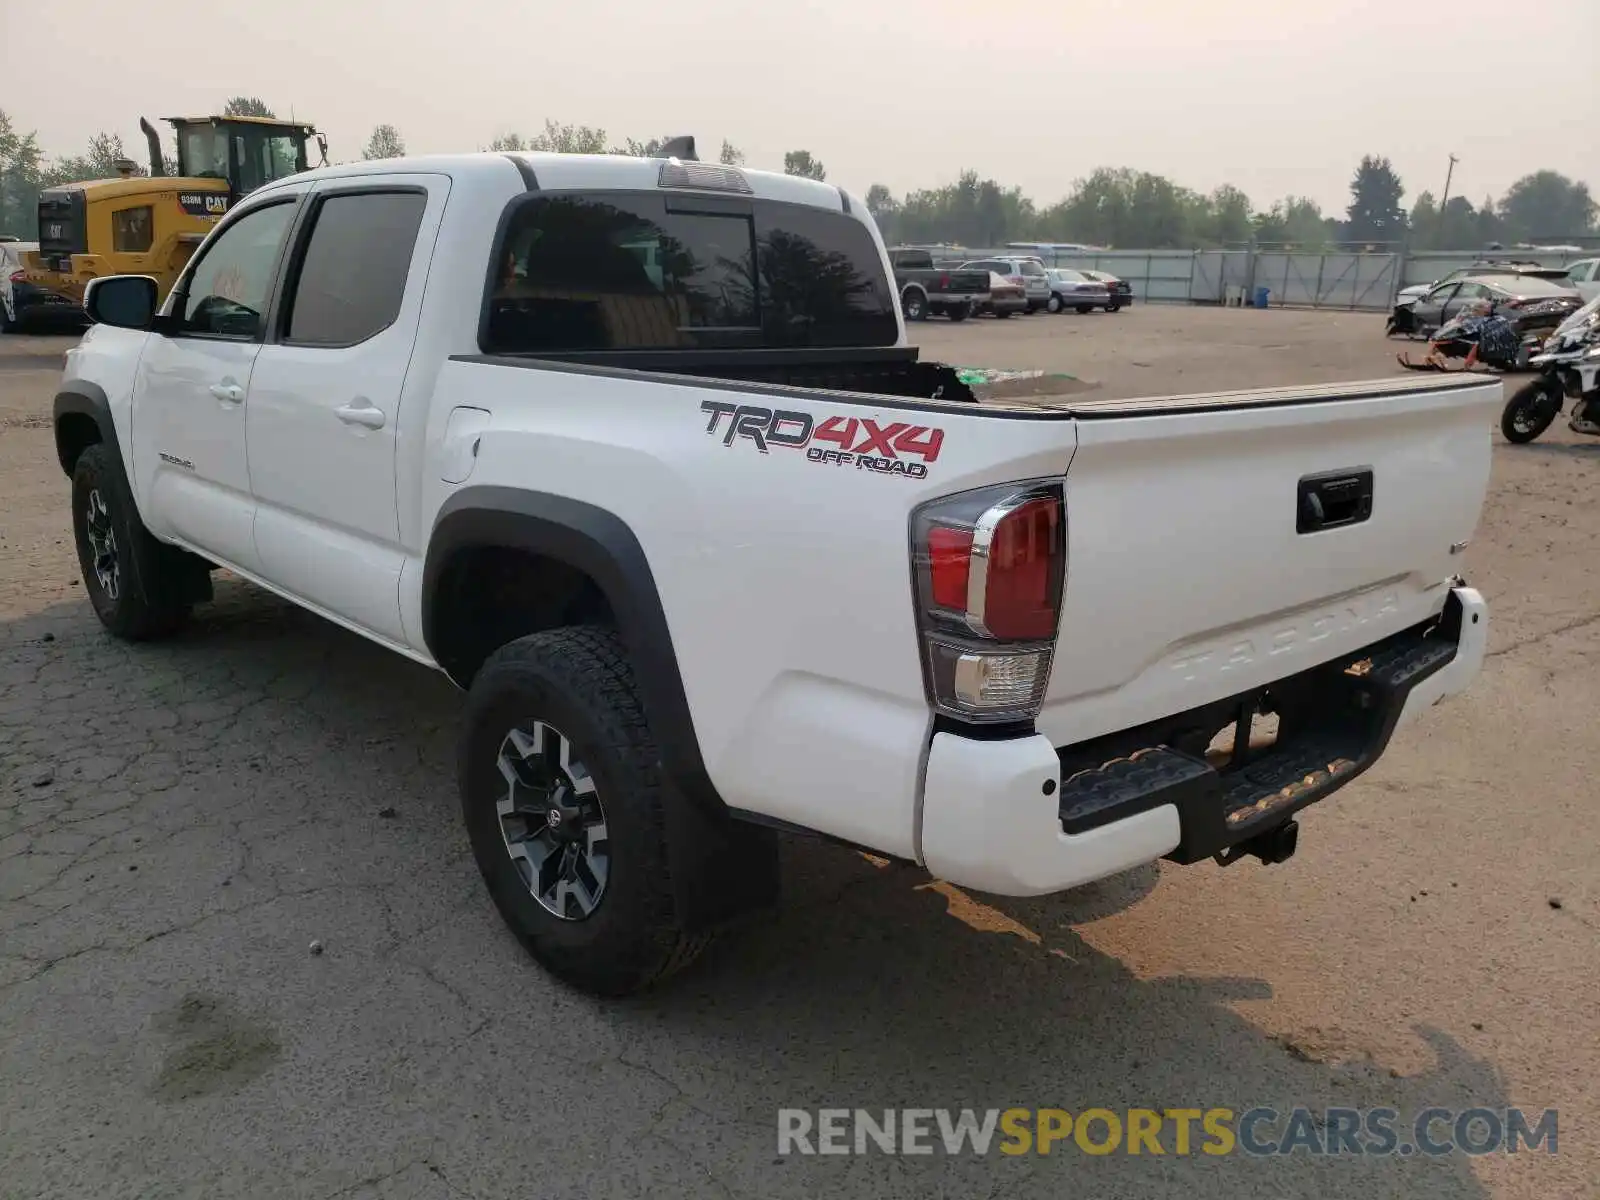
459, 627, 713, 996
902, 288, 928, 321
70, 443, 193, 640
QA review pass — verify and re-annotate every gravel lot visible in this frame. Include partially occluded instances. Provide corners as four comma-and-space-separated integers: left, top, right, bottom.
2, 308, 1596, 1199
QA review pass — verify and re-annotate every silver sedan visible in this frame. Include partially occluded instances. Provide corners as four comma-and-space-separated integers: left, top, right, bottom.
1045, 268, 1111, 313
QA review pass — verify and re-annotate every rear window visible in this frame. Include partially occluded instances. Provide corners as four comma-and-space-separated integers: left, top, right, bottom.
1018, 261, 1046, 276
484, 192, 897, 353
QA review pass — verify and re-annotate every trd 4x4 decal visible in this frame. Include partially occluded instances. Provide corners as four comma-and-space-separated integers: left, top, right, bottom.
699, 400, 944, 479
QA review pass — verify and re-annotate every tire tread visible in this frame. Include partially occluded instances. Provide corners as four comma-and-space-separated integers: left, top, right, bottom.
71, 443, 192, 641
465, 627, 713, 994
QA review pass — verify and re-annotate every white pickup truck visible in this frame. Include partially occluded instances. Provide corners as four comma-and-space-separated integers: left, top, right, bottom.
54, 147, 1495, 996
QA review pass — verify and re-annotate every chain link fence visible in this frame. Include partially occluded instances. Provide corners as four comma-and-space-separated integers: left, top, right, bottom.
924, 245, 1596, 311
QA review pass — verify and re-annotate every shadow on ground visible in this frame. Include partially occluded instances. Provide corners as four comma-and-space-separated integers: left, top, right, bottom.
1503, 440, 1600, 460
0, 583, 1507, 1199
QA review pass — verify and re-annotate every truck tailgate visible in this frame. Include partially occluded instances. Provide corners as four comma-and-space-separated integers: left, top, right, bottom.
1036, 375, 1501, 747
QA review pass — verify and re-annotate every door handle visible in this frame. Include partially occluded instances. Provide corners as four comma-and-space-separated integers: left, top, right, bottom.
335, 399, 386, 430
209, 383, 244, 404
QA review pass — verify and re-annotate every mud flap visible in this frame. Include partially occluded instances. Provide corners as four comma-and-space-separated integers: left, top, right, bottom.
660, 782, 781, 933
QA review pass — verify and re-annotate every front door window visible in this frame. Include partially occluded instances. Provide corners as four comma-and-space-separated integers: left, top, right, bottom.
176, 201, 297, 338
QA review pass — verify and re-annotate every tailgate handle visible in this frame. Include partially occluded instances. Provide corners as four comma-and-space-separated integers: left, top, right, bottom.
1297, 468, 1373, 534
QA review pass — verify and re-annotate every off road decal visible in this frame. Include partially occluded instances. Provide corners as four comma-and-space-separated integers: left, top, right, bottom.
699, 401, 944, 479
178, 192, 230, 218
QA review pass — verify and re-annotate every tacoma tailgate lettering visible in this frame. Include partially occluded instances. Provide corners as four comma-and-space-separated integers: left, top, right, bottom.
1168, 589, 1403, 683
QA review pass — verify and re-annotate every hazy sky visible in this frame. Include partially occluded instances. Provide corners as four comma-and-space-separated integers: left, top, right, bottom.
5, 0, 1596, 213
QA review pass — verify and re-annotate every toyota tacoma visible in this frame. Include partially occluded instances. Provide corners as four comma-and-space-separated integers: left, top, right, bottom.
52, 145, 1494, 995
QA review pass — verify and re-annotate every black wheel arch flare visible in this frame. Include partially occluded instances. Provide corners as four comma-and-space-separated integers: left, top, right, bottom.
53, 381, 120, 476
422, 486, 726, 817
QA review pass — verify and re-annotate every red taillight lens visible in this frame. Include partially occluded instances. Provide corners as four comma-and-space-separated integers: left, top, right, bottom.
8, 271, 23, 284
978, 496, 1060, 640
927, 526, 973, 610
1008, 274, 1024, 286
939, 272, 950, 288
912, 482, 1066, 722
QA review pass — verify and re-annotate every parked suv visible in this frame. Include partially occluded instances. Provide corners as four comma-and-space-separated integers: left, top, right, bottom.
959, 256, 1050, 313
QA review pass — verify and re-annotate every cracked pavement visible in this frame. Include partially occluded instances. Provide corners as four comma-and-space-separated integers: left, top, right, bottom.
3, 315, 1597, 1199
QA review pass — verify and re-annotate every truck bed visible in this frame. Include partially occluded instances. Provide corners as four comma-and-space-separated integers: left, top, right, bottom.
456, 349, 1494, 419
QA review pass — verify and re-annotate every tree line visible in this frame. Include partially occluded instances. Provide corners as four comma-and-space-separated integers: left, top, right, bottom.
866, 156, 1597, 252
4, 102, 1594, 254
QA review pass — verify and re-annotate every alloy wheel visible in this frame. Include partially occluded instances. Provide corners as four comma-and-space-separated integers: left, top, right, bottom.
84, 489, 120, 600
495, 720, 610, 920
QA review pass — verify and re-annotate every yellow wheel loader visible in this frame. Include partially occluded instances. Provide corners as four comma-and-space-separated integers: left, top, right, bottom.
21, 115, 326, 309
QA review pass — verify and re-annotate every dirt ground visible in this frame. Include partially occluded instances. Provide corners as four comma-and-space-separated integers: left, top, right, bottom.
1, 309, 1596, 1199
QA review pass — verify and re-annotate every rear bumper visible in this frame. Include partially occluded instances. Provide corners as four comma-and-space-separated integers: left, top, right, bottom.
919, 585, 1487, 896
15, 284, 83, 320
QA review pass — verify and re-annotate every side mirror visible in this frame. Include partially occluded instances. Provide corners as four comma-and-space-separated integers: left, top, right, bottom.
83, 275, 159, 330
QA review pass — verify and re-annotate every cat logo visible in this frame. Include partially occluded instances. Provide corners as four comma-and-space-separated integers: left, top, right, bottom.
178, 192, 230, 218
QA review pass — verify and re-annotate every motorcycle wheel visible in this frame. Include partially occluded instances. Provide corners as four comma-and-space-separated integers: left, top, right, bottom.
1501, 379, 1560, 444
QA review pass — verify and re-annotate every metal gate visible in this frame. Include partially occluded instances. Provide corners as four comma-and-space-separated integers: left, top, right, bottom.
1254, 252, 1398, 310
1190, 251, 1226, 302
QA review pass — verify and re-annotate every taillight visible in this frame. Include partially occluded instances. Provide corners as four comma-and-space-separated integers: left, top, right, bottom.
939, 273, 950, 288
8, 271, 23, 284
1008, 274, 1024, 286
911, 481, 1066, 722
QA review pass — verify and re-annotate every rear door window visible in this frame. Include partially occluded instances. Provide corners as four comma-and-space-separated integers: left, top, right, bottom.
485, 192, 896, 352
283, 190, 428, 346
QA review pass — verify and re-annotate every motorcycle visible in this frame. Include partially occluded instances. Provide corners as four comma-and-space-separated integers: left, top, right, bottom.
1500, 295, 1600, 443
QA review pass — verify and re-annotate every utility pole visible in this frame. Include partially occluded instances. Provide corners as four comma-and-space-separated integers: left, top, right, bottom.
1437, 153, 1459, 241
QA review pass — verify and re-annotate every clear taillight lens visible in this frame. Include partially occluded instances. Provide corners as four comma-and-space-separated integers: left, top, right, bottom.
911, 481, 1066, 723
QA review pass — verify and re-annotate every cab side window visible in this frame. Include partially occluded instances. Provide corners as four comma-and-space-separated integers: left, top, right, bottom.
112, 206, 154, 253
177, 200, 297, 338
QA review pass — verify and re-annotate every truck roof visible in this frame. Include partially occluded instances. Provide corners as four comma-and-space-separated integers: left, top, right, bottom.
255, 150, 857, 215
164, 115, 319, 131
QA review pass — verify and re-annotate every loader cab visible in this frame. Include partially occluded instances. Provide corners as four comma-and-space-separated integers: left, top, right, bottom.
165, 116, 323, 199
